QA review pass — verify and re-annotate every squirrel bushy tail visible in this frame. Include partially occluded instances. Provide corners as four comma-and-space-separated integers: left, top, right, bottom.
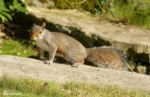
85, 46, 127, 70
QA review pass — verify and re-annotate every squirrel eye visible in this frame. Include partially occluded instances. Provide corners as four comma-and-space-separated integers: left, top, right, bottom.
39, 31, 42, 33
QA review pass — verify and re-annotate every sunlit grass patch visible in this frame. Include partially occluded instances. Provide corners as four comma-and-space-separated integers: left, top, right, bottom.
63, 82, 150, 97
0, 76, 68, 97
0, 76, 149, 97
0, 40, 35, 57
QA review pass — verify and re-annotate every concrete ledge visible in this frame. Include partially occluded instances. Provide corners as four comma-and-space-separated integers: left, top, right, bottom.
0, 55, 150, 92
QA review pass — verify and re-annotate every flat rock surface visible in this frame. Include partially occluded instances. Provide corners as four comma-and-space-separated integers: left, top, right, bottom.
0, 55, 150, 93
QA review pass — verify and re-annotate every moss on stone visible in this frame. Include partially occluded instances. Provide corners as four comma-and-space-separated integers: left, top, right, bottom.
39, 0, 48, 3
54, 0, 96, 13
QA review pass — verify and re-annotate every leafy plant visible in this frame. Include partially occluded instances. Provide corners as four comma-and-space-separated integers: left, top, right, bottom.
0, 0, 27, 22
9, 0, 27, 12
0, 0, 12, 22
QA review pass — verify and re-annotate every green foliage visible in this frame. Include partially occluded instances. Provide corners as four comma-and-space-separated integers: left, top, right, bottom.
39, 0, 48, 3
0, 0, 27, 22
54, 0, 75, 9
9, 0, 27, 12
54, 0, 96, 12
0, 0, 11, 22
53, 0, 150, 29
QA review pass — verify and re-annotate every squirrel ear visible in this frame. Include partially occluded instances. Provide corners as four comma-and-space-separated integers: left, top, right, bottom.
33, 23, 36, 26
42, 22, 46, 29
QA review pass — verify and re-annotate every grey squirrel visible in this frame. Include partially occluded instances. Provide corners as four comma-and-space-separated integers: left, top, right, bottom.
30, 22, 127, 70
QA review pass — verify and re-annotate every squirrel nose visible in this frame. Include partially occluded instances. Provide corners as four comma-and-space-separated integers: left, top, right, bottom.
30, 35, 36, 40
32, 36, 38, 40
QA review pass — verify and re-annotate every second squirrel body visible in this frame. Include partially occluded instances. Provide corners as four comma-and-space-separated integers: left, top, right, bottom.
31, 22, 127, 70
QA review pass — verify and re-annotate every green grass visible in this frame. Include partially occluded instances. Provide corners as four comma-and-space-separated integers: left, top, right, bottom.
0, 76, 149, 97
0, 40, 35, 57
0, 76, 67, 97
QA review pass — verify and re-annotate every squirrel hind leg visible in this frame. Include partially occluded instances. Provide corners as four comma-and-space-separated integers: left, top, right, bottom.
71, 63, 79, 67
71, 59, 84, 67
66, 54, 85, 67
71, 58, 84, 67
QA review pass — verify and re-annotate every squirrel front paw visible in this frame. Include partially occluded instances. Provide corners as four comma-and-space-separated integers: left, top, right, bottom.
44, 60, 52, 64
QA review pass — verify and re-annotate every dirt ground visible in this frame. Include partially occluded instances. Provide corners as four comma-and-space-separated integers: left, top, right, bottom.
0, 55, 150, 93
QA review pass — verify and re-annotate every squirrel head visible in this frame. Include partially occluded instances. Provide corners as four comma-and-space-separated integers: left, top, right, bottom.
30, 22, 46, 40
